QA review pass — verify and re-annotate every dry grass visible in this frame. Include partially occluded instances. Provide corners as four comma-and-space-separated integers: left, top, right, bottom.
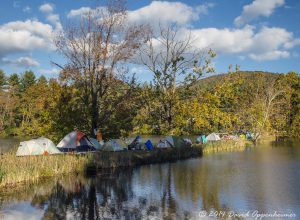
193, 139, 252, 155
0, 150, 91, 188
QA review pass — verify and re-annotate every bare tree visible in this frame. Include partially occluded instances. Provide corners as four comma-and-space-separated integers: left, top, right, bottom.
53, 0, 147, 136
138, 25, 215, 132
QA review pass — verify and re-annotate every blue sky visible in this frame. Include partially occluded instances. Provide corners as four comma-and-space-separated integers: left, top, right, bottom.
0, 0, 299, 80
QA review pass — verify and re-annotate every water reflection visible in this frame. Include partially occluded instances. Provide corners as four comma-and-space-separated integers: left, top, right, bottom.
0, 143, 300, 219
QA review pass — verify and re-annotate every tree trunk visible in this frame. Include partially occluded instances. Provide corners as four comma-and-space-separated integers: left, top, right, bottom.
91, 91, 99, 137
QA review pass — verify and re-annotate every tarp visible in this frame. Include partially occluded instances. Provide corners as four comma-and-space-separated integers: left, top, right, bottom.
89, 138, 104, 150
57, 131, 96, 152
206, 133, 221, 141
102, 139, 124, 151
128, 135, 145, 150
145, 140, 154, 150
16, 137, 61, 156
196, 135, 207, 144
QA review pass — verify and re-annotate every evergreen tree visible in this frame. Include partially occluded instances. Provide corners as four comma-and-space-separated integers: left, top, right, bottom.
0, 70, 6, 89
20, 70, 36, 92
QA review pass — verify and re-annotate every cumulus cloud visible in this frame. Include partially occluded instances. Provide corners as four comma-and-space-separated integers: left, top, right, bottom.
234, 0, 285, 26
39, 3, 62, 31
0, 19, 54, 57
39, 3, 54, 13
179, 25, 300, 61
67, 7, 94, 18
128, 1, 214, 26
2, 56, 40, 68
67, 1, 214, 26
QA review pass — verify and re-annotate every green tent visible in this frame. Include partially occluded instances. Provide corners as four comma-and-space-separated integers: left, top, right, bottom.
165, 136, 187, 148
16, 137, 62, 156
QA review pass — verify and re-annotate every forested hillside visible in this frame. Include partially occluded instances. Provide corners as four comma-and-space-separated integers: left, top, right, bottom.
0, 69, 299, 141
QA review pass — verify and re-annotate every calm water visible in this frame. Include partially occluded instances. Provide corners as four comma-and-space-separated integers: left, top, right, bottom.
0, 141, 300, 219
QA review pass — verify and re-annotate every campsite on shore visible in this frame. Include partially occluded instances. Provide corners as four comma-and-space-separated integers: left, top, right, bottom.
0, 131, 252, 188
0, 0, 300, 218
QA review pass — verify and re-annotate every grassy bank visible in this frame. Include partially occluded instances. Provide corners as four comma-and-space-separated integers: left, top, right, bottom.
89, 147, 203, 170
0, 151, 91, 188
193, 139, 252, 155
0, 140, 249, 188
0, 147, 202, 188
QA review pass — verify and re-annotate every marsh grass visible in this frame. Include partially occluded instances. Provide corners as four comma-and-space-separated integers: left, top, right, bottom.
193, 139, 251, 155
0, 150, 92, 188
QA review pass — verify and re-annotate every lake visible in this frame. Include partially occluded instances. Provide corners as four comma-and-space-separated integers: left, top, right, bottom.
0, 141, 299, 219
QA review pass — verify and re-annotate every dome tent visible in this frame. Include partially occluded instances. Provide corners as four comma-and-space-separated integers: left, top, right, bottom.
16, 137, 61, 156
57, 131, 96, 152
206, 133, 221, 141
101, 139, 124, 151
157, 136, 188, 148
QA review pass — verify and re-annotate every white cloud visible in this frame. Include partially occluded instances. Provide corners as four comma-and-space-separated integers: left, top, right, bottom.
46, 14, 62, 31
249, 50, 289, 61
2, 56, 40, 68
176, 25, 300, 61
128, 1, 214, 26
234, 0, 285, 26
39, 68, 59, 75
39, 3, 54, 14
0, 20, 55, 58
67, 1, 214, 26
67, 7, 94, 18
23, 6, 31, 13
39, 3, 62, 32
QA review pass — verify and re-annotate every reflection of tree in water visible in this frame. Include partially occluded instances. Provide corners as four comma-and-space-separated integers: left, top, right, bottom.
33, 170, 135, 219
172, 159, 233, 213
2, 160, 232, 219
23, 166, 193, 219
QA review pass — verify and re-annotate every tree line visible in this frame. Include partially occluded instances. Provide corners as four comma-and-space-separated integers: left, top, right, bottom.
0, 1, 299, 141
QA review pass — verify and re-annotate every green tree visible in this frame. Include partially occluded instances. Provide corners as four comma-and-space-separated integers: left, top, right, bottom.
0, 70, 6, 90
38, 75, 48, 85
8, 73, 20, 87
20, 70, 36, 92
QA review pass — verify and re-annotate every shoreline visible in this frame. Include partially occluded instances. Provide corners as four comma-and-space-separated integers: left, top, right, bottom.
0, 139, 252, 189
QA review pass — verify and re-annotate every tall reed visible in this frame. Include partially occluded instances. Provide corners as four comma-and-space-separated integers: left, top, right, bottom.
0, 150, 91, 188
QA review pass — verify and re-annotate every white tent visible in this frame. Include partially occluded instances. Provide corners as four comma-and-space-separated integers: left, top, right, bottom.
56, 131, 96, 152
165, 136, 175, 147
16, 137, 61, 156
101, 139, 124, 151
206, 133, 221, 141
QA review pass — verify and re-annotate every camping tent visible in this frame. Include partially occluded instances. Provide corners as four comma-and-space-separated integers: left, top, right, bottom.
157, 136, 187, 148
206, 133, 221, 141
16, 137, 61, 156
196, 135, 207, 144
89, 138, 104, 150
101, 139, 124, 151
56, 131, 96, 152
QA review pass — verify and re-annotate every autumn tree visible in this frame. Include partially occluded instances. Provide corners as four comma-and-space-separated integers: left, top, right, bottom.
137, 25, 215, 134
54, 0, 147, 136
